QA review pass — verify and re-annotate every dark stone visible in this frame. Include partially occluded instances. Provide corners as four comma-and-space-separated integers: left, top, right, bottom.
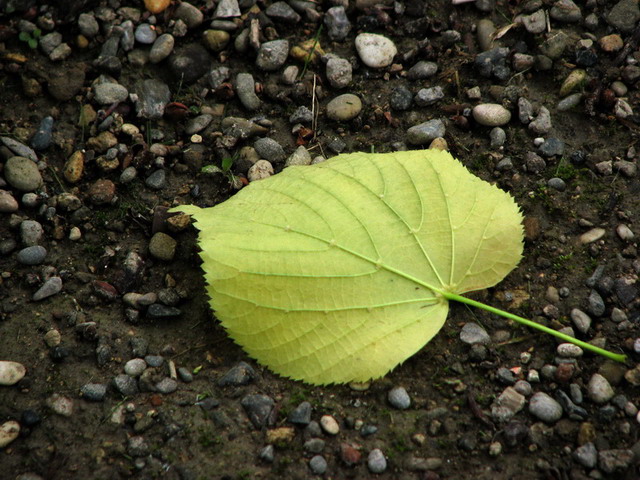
288, 401, 312, 425
169, 44, 212, 84
241, 394, 275, 429
217, 361, 256, 386
146, 304, 182, 319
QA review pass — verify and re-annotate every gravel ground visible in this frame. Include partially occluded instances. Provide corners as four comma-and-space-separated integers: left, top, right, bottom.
2, 0, 640, 479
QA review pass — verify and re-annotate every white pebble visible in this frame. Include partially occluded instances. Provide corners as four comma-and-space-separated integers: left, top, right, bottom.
0, 420, 20, 448
320, 414, 340, 435
355, 33, 397, 68
0, 361, 26, 386
556, 343, 584, 358
587, 373, 614, 404
472, 104, 511, 126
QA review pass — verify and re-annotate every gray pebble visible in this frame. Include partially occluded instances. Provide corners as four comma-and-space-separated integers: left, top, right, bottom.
547, 177, 566, 191
33, 277, 62, 301
4, 156, 43, 192
241, 394, 275, 429
525, 151, 546, 173
557, 93, 582, 111
254, 138, 286, 162
81, 383, 107, 401
598, 449, 635, 474
473, 104, 511, 127
550, 0, 582, 22
215, 0, 241, 18
78, 13, 99, 37
185, 114, 213, 134
235, 73, 261, 111
135, 24, 156, 44
130, 337, 149, 357
460, 322, 491, 345
573, 442, 597, 468
285, 146, 312, 166
390, 86, 413, 111
496, 157, 513, 171
259, 444, 275, 463
113, 374, 139, 396
388, 386, 411, 409
309, 455, 328, 474
587, 290, 605, 317
120, 166, 137, 183
289, 106, 313, 124
490, 127, 506, 147
570, 383, 583, 404
218, 361, 256, 386
124, 358, 147, 377
265, 2, 301, 23
587, 373, 614, 404
407, 61, 438, 80
529, 392, 563, 423
39, 32, 62, 55
127, 436, 149, 457
496, 367, 516, 385
367, 448, 387, 473
30, 116, 54, 151
145, 169, 167, 190
144, 355, 165, 367
475, 47, 510, 79
325, 57, 352, 89
529, 106, 552, 135
174, 1, 204, 28
288, 401, 312, 425
407, 119, 445, 145
256, 40, 289, 71
177, 367, 193, 382
94, 83, 129, 105
149, 34, 175, 63
522, 10, 546, 34
135, 79, 171, 120
20, 220, 44, 246
538, 138, 565, 157
570, 308, 591, 333
304, 438, 325, 453
155, 378, 178, 394
1, 137, 38, 161
17, 245, 47, 265
414, 86, 444, 107
324, 6, 351, 41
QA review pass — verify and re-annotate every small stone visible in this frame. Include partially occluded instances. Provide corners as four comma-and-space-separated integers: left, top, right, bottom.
599, 34, 624, 53
598, 449, 635, 474
127, 436, 150, 457
367, 448, 387, 473
304, 438, 326, 453
149, 34, 175, 63
587, 373, 614, 404
146, 304, 181, 319
33, 277, 62, 301
390, 86, 413, 111
529, 392, 563, 423
460, 322, 491, 345
550, 0, 582, 23
254, 138, 285, 162
44, 329, 61, 347
570, 308, 591, 334
113, 374, 139, 396
0, 421, 20, 448
203, 29, 230, 52
355, 33, 397, 68
285, 146, 312, 167
491, 387, 526, 422
218, 361, 256, 386
17, 246, 47, 265
148, 232, 177, 261
325, 57, 352, 89
324, 6, 351, 41
256, 40, 289, 71
326, 94, 362, 121
20, 220, 43, 246
407, 119, 446, 145
388, 386, 411, 410
1, 137, 38, 162
124, 358, 147, 377
528, 107, 552, 135
580, 228, 605, 244
472, 104, 511, 126
248, 160, 274, 181
606, 0, 640, 33
538, 138, 565, 157
155, 377, 178, 394
573, 442, 598, 468
407, 61, 438, 80
30, 116, 54, 151
288, 401, 312, 425
587, 290, 605, 317
414, 86, 444, 107
4, 157, 43, 192
557, 93, 582, 111
174, 1, 204, 28
93, 83, 129, 105
320, 414, 340, 435
235, 73, 261, 111
47, 394, 74, 416
135, 23, 157, 44
145, 169, 166, 190
617, 224, 634, 241
522, 10, 546, 33
0, 190, 18, 213
490, 127, 506, 147
0, 361, 26, 386
242, 394, 275, 429
309, 455, 327, 474
81, 383, 107, 401
557, 343, 583, 358
289, 106, 313, 124
547, 178, 566, 191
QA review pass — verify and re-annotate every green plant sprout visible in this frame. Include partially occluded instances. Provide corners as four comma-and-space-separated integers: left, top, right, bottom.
173, 150, 626, 385
18, 29, 41, 49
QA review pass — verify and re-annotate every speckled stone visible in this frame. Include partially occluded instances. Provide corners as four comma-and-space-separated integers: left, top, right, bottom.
4, 156, 43, 192
148, 232, 177, 261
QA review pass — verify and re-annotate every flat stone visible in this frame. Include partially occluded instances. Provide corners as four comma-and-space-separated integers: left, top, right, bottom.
326, 94, 362, 121
33, 277, 62, 301
460, 322, 491, 345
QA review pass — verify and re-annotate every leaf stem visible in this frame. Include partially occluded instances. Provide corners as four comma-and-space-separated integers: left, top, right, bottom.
442, 292, 627, 363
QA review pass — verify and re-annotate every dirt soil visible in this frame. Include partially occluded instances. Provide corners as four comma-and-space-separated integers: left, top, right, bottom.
1, 0, 640, 479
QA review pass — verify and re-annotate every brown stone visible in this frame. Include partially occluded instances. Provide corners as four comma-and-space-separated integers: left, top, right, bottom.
598, 34, 624, 53
87, 179, 116, 205
63, 150, 85, 183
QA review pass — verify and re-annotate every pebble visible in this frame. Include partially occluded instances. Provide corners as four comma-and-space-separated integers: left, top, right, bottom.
538, 138, 564, 157
587, 290, 605, 317
407, 61, 438, 80
390, 86, 413, 111
145, 355, 164, 367
259, 445, 275, 463
149, 34, 174, 63
78, 12, 99, 37
325, 57, 352, 89
557, 343, 583, 358
136, 79, 171, 119
473, 104, 511, 127
616, 224, 634, 241
0, 190, 18, 213
145, 169, 167, 190
168, 44, 211, 84
326, 94, 362, 121
33, 277, 62, 301
490, 127, 506, 147
550, 0, 582, 22
113, 374, 139, 396
407, 119, 446, 145
304, 438, 325, 453
256, 40, 289, 71
286, 146, 312, 167
4, 157, 43, 192
325, 6, 351, 41
146, 304, 181, 319
529, 107, 552, 135
529, 392, 563, 423
367, 448, 387, 473
218, 361, 256, 386
44, 329, 61, 347
288, 401, 312, 425
47, 394, 74, 416
20, 220, 43, 246
557, 93, 582, 111
155, 378, 178, 394
309, 455, 327, 474
17, 246, 47, 265
598, 449, 635, 474
573, 442, 598, 468
491, 387, 526, 422
587, 373, 614, 404
1, 137, 37, 161
94, 82, 129, 105
289, 106, 313, 124
0, 421, 20, 448
174, 1, 204, 28
460, 322, 491, 345
388, 386, 411, 409
235, 73, 261, 111
355, 33, 397, 68
570, 308, 591, 333
0, 361, 26, 386
475, 47, 510, 79
80, 383, 107, 401
606, 0, 640, 33
241, 394, 275, 429
547, 178, 566, 191
414, 87, 444, 107
148, 232, 177, 261
215, 0, 240, 18
203, 29, 230, 52
124, 358, 147, 377
580, 228, 605, 244
248, 160, 274, 181
254, 138, 286, 162
320, 414, 340, 435
30, 116, 54, 151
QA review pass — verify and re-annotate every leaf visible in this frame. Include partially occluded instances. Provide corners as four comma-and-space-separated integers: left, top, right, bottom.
172, 150, 524, 385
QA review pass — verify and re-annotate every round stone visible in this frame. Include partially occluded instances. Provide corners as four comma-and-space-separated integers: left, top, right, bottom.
388, 386, 411, 410
0, 361, 26, 386
326, 94, 362, 121
80, 383, 107, 401
93, 83, 129, 105
367, 448, 387, 473
248, 160, 274, 181
149, 34, 175, 63
17, 245, 47, 265
320, 414, 340, 435
203, 30, 230, 52
472, 104, 512, 127
529, 392, 563, 423
406, 119, 446, 145
148, 232, 177, 261
256, 39, 289, 71
587, 373, 614, 404
309, 455, 327, 474
355, 33, 397, 68
124, 358, 147, 377
0, 190, 18, 213
460, 322, 491, 345
4, 156, 43, 192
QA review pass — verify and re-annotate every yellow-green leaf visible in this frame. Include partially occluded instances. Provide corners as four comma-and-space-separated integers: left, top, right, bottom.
172, 150, 524, 385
